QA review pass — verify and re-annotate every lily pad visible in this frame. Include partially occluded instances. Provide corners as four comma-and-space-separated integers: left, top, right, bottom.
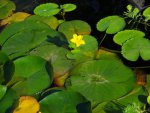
58, 20, 91, 39
40, 90, 91, 113
97, 16, 126, 34
26, 15, 59, 29
113, 30, 145, 45
0, 85, 7, 100
0, 0, 16, 19
30, 43, 72, 78
34, 3, 60, 16
122, 37, 150, 61
61, 4, 77, 12
143, 7, 150, 21
9, 56, 53, 96
67, 60, 135, 103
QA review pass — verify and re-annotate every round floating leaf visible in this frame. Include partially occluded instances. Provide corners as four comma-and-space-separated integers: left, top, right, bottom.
0, 85, 7, 100
67, 60, 135, 103
113, 30, 145, 45
9, 56, 53, 96
0, 89, 19, 113
34, 3, 60, 16
26, 15, 59, 29
40, 90, 91, 113
30, 43, 72, 78
97, 16, 126, 34
0, 21, 56, 59
122, 37, 150, 61
61, 4, 77, 12
143, 7, 150, 21
58, 20, 91, 39
0, 0, 16, 19
0, 12, 31, 26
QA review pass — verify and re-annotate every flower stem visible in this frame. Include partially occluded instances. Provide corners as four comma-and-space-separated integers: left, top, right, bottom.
99, 34, 107, 48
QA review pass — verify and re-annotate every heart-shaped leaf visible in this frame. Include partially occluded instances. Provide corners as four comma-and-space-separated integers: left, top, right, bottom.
0, 0, 16, 19
122, 37, 150, 61
61, 4, 77, 12
9, 56, 53, 96
34, 3, 60, 16
143, 7, 150, 21
67, 60, 135, 103
58, 20, 91, 39
40, 90, 91, 113
113, 30, 145, 45
97, 16, 126, 34
0, 85, 7, 100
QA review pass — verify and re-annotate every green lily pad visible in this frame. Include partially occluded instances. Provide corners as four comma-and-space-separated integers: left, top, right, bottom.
122, 37, 150, 61
30, 43, 73, 78
58, 20, 91, 39
0, 85, 7, 100
34, 3, 60, 16
61, 4, 77, 12
67, 60, 135, 103
0, 89, 18, 113
97, 16, 126, 34
0, 0, 16, 19
143, 7, 150, 21
40, 90, 91, 113
113, 30, 145, 45
0, 21, 57, 59
26, 15, 59, 29
9, 56, 53, 96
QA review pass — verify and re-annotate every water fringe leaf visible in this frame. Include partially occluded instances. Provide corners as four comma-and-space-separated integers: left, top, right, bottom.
0, 85, 7, 100
122, 37, 150, 61
40, 90, 91, 113
26, 15, 59, 29
9, 56, 53, 96
143, 7, 150, 21
0, 0, 16, 19
58, 20, 91, 39
34, 3, 60, 16
67, 60, 135, 103
61, 3, 77, 12
97, 16, 126, 34
0, 12, 31, 26
30, 43, 73, 78
113, 30, 145, 45
13, 96, 40, 113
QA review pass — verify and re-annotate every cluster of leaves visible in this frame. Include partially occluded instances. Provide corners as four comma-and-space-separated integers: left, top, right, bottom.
0, 1, 150, 113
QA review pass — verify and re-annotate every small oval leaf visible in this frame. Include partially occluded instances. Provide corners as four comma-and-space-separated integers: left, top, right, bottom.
61, 3, 77, 12
143, 7, 150, 21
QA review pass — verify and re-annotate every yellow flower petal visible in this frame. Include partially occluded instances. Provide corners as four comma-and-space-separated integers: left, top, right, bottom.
13, 96, 40, 113
70, 34, 85, 47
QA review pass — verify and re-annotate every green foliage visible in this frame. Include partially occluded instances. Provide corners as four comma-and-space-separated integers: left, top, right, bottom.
40, 90, 91, 113
61, 4, 77, 12
96, 16, 126, 34
0, 85, 7, 100
0, 0, 16, 19
58, 20, 91, 39
67, 60, 135, 103
34, 3, 60, 16
143, 7, 150, 21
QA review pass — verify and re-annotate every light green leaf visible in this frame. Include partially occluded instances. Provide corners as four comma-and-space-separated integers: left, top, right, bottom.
58, 20, 91, 39
143, 7, 150, 21
9, 56, 53, 96
67, 60, 135, 103
40, 90, 91, 113
97, 16, 126, 34
34, 3, 60, 16
61, 4, 77, 12
0, 0, 16, 19
122, 37, 150, 61
0, 85, 7, 100
113, 30, 145, 45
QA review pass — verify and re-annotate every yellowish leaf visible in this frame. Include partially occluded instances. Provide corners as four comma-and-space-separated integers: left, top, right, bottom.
0, 12, 31, 26
13, 96, 40, 113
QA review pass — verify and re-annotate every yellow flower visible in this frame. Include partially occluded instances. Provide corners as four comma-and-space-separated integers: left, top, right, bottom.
13, 96, 40, 113
70, 34, 85, 47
